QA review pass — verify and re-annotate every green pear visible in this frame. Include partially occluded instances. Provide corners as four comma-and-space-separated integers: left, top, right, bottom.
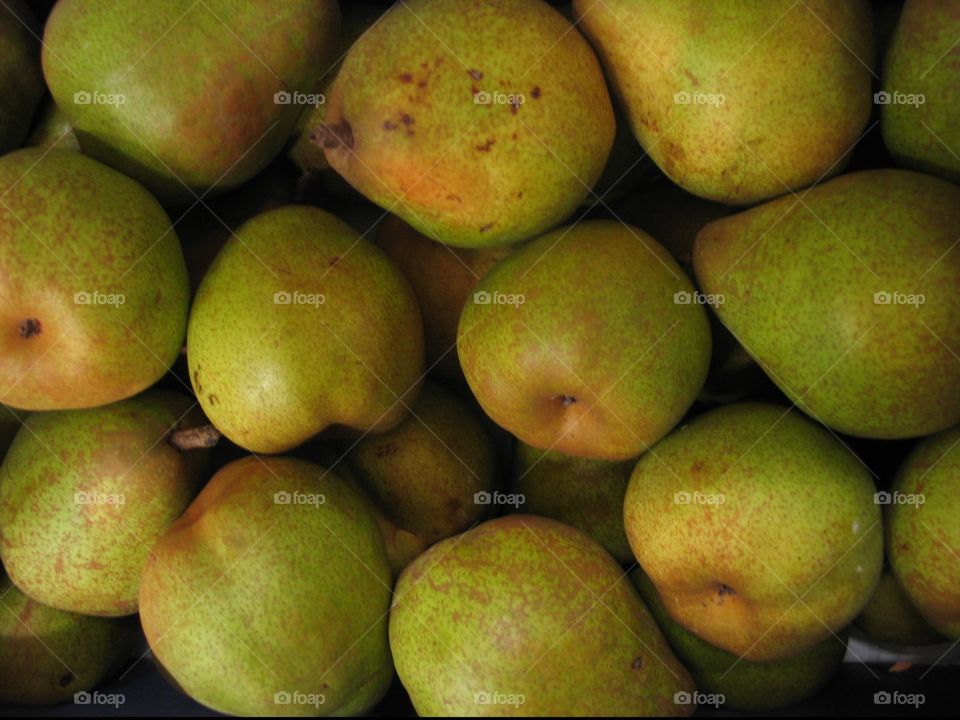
0, 0, 44, 153
0, 148, 189, 411
458, 219, 711, 460
632, 569, 847, 712
390, 515, 695, 716
139, 456, 393, 716
376, 214, 514, 382
187, 205, 424, 454
0, 390, 211, 616
887, 424, 960, 638
694, 169, 960, 439
26, 99, 80, 152
41, 0, 340, 205
855, 568, 946, 646
624, 403, 883, 661
881, 1, 960, 183
320, 0, 614, 248
342, 381, 498, 573
572, 0, 874, 205
510, 441, 633, 564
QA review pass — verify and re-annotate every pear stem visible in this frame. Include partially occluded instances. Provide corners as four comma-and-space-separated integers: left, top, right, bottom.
169, 424, 221, 451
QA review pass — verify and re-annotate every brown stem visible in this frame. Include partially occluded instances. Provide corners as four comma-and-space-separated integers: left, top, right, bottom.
169, 424, 221, 451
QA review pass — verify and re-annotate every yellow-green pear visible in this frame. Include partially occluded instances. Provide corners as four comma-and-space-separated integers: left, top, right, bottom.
855, 568, 946, 646
26, 99, 80, 152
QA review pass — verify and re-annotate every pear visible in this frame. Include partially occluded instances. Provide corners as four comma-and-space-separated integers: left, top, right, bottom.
41, 0, 341, 205
26, 99, 81, 152
139, 456, 393, 716
510, 441, 633, 564
458, 219, 711, 460
0, 148, 189, 411
342, 381, 498, 573
694, 169, 960, 439
390, 515, 695, 716
887, 424, 960, 638
187, 205, 424, 454
632, 569, 847, 712
0, 0, 44, 153
0, 573, 139, 705
0, 390, 211, 616
881, 1, 960, 183
320, 0, 615, 248
376, 214, 514, 382
572, 0, 874, 205
855, 568, 946, 646
624, 403, 883, 661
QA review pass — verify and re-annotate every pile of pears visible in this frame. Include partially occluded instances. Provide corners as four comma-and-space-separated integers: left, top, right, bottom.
1, 0, 958, 716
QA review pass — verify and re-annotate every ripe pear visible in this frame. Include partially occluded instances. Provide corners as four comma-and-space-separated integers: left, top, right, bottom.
25, 99, 81, 152
887, 424, 960, 638
458, 219, 711, 460
632, 569, 847, 712
376, 214, 514, 382
0, 148, 189, 411
0, 390, 211, 616
342, 381, 498, 573
139, 456, 393, 716
0, 573, 139, 705
42, 0, 341, 205
187, 205, 423, 454
390, 515, 695, 716
320, 0, 615, 248
572, 0, 874, 205
624, 403, 883, 661
855, 569, 946, 646
881, 1, 960, 183
694, 169, 960, 439
0, 0, 44, 153
510, 441, 633, 564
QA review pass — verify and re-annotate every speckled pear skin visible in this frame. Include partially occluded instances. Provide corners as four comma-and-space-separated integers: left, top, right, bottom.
887, 424, 960, 638
624, 403, 883, 661
0, 148, 189, 411
572, 0, 873, 205
693, 169, 960, 439
881, 1, 960, 183
187, 205, 424, 454
510, 441, 634, 563
322, 0, 615, 248
139, 456, 393, 717
376, 214, 515, 381
854, 569, 946, 645
458, 219, 711, 460
0, 574, 139, 706
0, 0, 44, 153
390, 515, 695, 716
0, 390, 211, 616
41, 0, 341, 205
632, 570, 847, 712
344, 382, 498, 565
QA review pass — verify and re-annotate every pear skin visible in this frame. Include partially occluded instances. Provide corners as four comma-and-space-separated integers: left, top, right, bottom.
321, 0, 614, 248
390, 515, 696, 716
855, 569, 946, 646
458, 219, 711, 460
0, 0, 44, 153
887, 424, 960, 638
26, 99, 80, 152
187, 205, 424, 454
624, 403, 883, 661
139, 456, 393, 716
0, 390, 211, 616
0, 148, 189, 411
694, 169, 960, 439
572, 0, 874, 204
